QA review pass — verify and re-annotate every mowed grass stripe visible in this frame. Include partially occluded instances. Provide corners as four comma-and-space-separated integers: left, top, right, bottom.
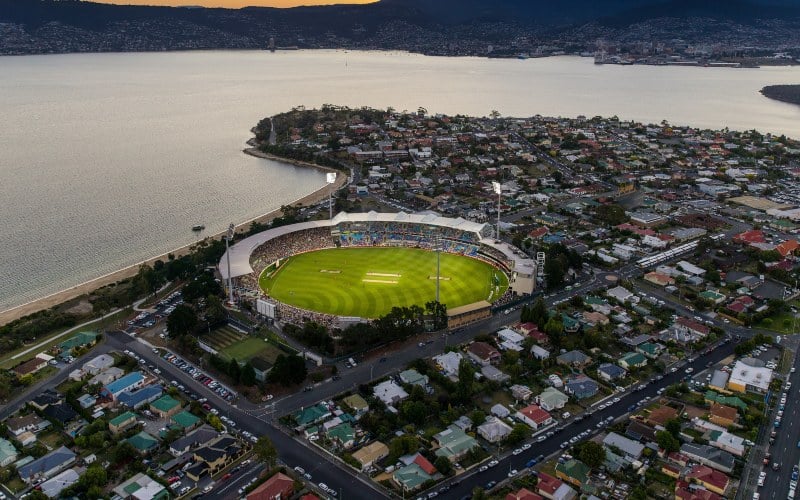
260, 247, 508, 318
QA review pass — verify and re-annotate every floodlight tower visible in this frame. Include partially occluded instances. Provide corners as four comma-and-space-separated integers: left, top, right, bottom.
492, 181, 502, 239
225, 223, 235, 305
326, 172, 337, 220
435, 232, 442, 303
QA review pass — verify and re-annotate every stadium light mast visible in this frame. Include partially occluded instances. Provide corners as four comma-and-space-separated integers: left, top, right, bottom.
435, 233, 441, 303
326, 172, 337, 221
492, 181, 502, 239
225, 223, 235, 305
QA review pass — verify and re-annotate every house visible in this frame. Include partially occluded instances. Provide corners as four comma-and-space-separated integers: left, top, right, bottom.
109, 411, 138, 434
704, 391, 747, 411
169, 425, 219, 457
671, 317, 710, 342
497, 328, 526, 351
564, 375, 599, 400
536, 388, 569, 412
581, 311, 609, 326
373, 380, 409, 406
709, 403, 738, 428
602, 432, 644, 460
675, 480, 723, 500
433, 352, 463, 377
40, 468, 80, 499
680, 443, 735, 474
291, 404, 331, 429
102, 371, 145, 400
516, 404, 553, 429
555, 459, 590, 488
708, 370, 731, 393
76, 394, 97, 409
149, 394, 181, 418
13, 357, 48, 379
118, 384, 163, 410
481, 365, 510, 382
43, 402, 78, 425
685, 465, 730, 495
434, 425, 480, 461
467, 342, 501, 366
326, 423, 356, 449
531, 345, 550, 360
30, 389, 62, 410
644, 271, 675, 287
127, 431, 159, 455
561, 314, 580, 333
636, 342, 664, 359
247, 472, 294, 500
171, 411, 202, 431
393, 454, 437, 492
399, 369, 429, 388
647, 405, 679, 428
341, 394, 370, 417
707, 429, 746, 457
82, 354, 114, 376
548, 374, 564, 388
352, 441, 389, 471
556, 350, 591, 368
491, 404, 511, 419
18, 446, 76, 484
7, 413, 48, 436
507, 488, 544, 500
727, 360, 773, 393
597, 363, 626, 382
478, 417, 513, 443
537, 473, 577, 500
112, 472, 169, 500
187, 435, 245, 481
0, 438, 18, 467
618, 352, 647, 370
89, 366, 124, 386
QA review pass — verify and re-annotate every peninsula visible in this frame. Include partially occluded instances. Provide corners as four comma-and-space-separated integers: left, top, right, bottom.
761, 84, 800, 106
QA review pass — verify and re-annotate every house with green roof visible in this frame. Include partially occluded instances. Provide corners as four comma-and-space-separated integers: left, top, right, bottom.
699, 290, 726, 305
326, 423, 355, 449
127, 431, 159, 454
618, 352, 647, 370
555, 458, 590, 488
704, 391, 747, 410
171, 411, 201, 431
341, 394, 369, 417
149, 394, 181, 418
636, 342, 664, 359
58, 332, 99, 356
399, 369, 430, 389
433, 425, 479, 462
112, 472, 168, 500
291, 404, 331, 429
393, 463, 432, 492
0, 438, 18, 467
561, 314, 580, 333
109, 411, 138, 435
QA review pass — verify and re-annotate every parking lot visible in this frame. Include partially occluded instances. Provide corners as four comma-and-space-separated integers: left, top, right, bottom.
127, 290, 184, 332
160, 351, 237, 404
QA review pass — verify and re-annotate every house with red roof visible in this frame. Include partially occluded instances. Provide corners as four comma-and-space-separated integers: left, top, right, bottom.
529, 227, 549, 240
413, 453, 437, 475
506, 488, 544, 500
536, 472, 576, 500
515, 404, 553, 430
675, 479, 722, 500
467, 342, 501, 366
685, 465, 730, 495
246, 472, 294, 500
777, 239, 800, 258
733, 230, 765, 245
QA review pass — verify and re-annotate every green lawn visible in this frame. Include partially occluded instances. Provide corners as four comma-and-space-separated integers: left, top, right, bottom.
220, 337, 285, 364
259, 247, 508, 318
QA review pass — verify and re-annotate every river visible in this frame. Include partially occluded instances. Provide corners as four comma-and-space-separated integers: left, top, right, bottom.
1, 50, 799, 314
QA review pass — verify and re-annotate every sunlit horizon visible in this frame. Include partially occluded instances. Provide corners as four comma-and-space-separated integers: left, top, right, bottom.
93, 0, 377, 8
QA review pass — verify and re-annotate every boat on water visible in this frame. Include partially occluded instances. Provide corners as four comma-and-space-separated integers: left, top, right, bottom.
192, 225, 205, 232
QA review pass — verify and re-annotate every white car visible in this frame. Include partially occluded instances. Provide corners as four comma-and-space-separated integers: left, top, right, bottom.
512, 448, 523, 455
521, 443, 532, 450
508, 469, 518, 478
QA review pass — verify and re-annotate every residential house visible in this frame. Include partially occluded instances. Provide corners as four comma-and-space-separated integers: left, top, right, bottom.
478, 417, 513, 443
636, 342, 664, 359
516, 404, 553, 430
433, 352, 463, 378
169, 425, 219, 457
561, 314, 580, 333
709, 403, 739, 428
481, 365, 510, 383
291, 404, 331, 429
13, 357, 48, 379
556, 350, 591, 368
685, 465, 730, 495
30, 389, 61, 410
341, 394, 370, 417
704, 391, 747, 411
606, 286, 635, 303
671, 317, 710, 343
602, 432, 644, 460
89, 366, 124, 387
393, 454, 437, 492
326, 423, 356, 450
373, 380, 409, 406
555, 459, 590, 488
531, 345, 550, 360
536, 473, 577, 500
127, 431, 159, 455
102, 371, 145, 400
82, 354, 114, 376
0, 438, 18, 467
351, 441, 389, 471
510, 384, 533, 402
18, 446, 76, 484
564, 375, 599, 400
491, 404, 511, 419
7, 413, 48, 436
171, 411, 202, 431
675, 480, 722, 500
433, 425, 480, 462
467, 342, 501, 366
247, 472, 294, 500
118, 384, 164, 410
708, 371, 731, 394
497, 328, 526, 351
399, 369, 429, 389
109, 411, 138, 434
680, 443, 735, 474
597, 363, 626, 382
647, 405, 679, 428
581, 311, 609, 326
40, 468, 80, 499
618, 352, 647, 370
536, 388, 569, 412
506, 488, 544, 500
707, 429, 746, 457
187, 435, 245, 481
112, 472, 169, 500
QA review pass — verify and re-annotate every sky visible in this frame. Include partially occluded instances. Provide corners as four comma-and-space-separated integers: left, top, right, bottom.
94, 0, 377, 7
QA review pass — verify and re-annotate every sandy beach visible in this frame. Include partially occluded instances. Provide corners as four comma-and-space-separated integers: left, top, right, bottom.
0, 151, 348, 327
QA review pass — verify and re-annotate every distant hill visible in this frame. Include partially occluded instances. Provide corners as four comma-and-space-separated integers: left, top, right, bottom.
1, 0, 799, 55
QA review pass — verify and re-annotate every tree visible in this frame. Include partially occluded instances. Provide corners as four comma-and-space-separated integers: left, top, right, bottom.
665, 418, 682, 438
544, 317, 564, 349
656, 430, 680, 453
435, 455, 453, 475
455, 359, 476, 403
204, 295, 228, 328
576, 441, 605, 468
228, 358, 241, 384
112, 441, 137, 465
240, 362, 257, 386
470, 410, 486, 426
167, 304, 198, 337
530, 297, 549, 327
254, 435, 278, 469
389, 435, 419, 459
268, 354, 307, 386
506, 424, 530, 445
78, 464, 108, 490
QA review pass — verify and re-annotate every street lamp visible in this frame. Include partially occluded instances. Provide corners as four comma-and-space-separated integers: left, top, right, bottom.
225, 223, 235, 306
492, 181, 502, 240
326, 172, 337, 221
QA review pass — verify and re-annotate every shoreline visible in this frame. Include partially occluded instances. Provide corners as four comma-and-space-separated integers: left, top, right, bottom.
0, 151, 348, 327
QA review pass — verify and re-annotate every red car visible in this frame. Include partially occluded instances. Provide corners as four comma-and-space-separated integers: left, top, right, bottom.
168, 476, 180, 484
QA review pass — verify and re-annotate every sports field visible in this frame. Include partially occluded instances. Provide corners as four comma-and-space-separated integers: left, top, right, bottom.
259, 247, 508, 318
